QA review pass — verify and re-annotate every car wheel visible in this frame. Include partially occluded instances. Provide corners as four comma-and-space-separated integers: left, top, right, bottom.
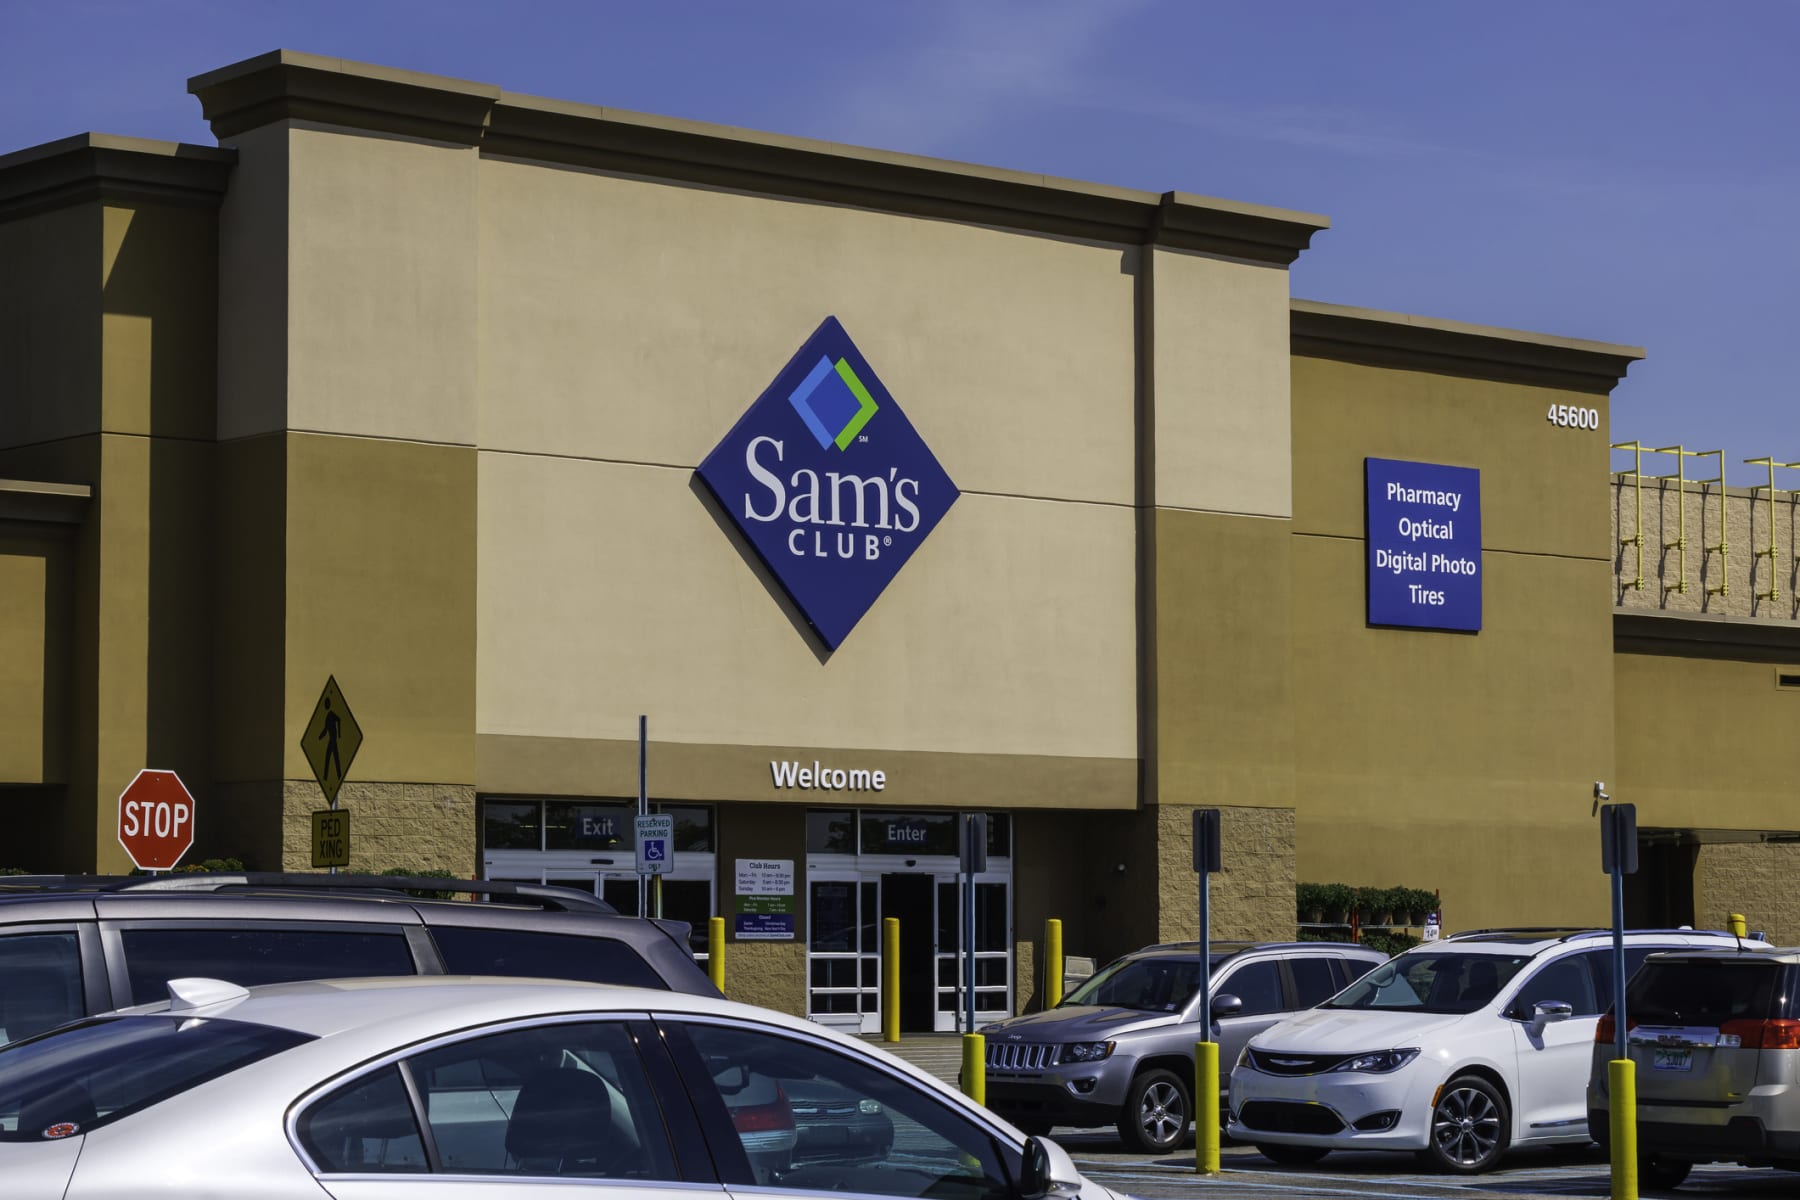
1255, 1143, 1329, 1165
1423, 1075, 1509, 1173
1117, 1068, 1190, 1154
1640, 1155, 1692, 1191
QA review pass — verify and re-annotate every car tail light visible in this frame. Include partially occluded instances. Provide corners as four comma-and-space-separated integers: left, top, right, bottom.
732, 1085, 797, 1133
1596, 1014, 1637, 1043
1719, 1019, 1800, 1050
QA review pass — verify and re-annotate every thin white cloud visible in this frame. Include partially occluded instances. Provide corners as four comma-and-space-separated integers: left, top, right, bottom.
821, 0, 1156, 154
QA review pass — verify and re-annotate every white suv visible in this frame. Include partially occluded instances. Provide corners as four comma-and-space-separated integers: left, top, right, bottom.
1227, 928, 1771, 1173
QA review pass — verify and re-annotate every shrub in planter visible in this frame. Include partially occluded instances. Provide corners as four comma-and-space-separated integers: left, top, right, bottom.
1357, 886, 1396, 926
1404, 888, 1439, 926
1317, 882, 1355, 924
1296, 882, 1327, 923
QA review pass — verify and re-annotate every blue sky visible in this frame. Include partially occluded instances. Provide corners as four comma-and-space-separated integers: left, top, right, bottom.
4, 1, 1795, 481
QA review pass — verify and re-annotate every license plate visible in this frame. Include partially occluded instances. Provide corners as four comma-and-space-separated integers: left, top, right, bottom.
1652, 1048, 1692, 1072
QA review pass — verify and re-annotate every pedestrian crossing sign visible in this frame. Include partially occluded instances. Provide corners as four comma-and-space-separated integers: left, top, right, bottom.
302, 675, 363, 806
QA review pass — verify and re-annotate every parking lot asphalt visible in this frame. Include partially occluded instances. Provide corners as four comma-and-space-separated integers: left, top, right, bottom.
1052, 1133, 1794, 1200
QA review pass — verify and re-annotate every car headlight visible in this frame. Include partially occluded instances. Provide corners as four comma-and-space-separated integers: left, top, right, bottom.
1061, 1041, 1115, 1063
1331, 1048, 1420, 1074
1236, 1045, 1252, 1069
858, 1099, 883, 1115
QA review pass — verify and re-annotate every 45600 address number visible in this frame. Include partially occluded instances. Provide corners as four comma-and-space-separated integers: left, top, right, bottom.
1547, 403, 1599, 430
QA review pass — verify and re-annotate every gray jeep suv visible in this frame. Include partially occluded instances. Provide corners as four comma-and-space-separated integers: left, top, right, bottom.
0, 872, 718, 1048
982, 940, 1386, 1152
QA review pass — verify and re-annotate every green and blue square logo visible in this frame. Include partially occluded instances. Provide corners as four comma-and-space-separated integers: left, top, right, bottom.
697, 317, 959, 650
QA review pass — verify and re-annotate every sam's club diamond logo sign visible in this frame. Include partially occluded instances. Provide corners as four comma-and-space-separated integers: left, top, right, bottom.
697, 317, 959, 650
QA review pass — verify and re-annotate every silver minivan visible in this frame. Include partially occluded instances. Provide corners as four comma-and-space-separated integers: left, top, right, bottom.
1587, 947, 1800, 1189
982, 940, 1386, 1152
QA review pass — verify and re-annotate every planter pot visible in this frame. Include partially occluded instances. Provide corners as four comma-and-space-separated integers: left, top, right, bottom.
1301, 908, 1324, 924
1322, 909, 1350, 925
1363, 910, 1392, 927
1407, 910, 1430, 927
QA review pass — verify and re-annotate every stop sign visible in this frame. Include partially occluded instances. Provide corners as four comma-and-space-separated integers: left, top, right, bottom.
118, 769, 196, 871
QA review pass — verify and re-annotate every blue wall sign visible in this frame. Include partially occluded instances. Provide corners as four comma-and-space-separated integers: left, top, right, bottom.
1365, 458, 1482, 631
696, 317, 960, 650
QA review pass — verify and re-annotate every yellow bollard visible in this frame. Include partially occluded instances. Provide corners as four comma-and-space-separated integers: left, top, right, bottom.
962, 1032, 986, 1104
1729, 912, 1747, 937
1195, 1041, 1220, 1174
883, 917, 901, 1043
708, 917, 725, 993
1045, 919, 1064, 1009
1610, 1057, 1637, 1200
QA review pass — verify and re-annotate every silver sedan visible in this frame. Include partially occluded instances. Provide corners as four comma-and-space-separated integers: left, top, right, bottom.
0, 974, 1120, 1200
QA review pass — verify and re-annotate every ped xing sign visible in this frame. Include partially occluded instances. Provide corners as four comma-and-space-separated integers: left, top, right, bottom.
1365, 458, 1482, 631
696, 317, 960, 650
312, 809, 351, 869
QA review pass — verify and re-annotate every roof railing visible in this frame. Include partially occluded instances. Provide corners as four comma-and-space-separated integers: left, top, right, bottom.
1446, 926, 1763, 943
0, 872, 615, 913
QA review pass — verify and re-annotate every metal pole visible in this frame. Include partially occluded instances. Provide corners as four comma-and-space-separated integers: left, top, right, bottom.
637, 715, 647, 919
1612, 864, 1627, 1060
1199, 868, 1211, 1042
965, 819, 977, 1035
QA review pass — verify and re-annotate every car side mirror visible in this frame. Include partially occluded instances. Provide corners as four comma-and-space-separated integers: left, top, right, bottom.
1528, 1000, 1573, 1034
1018, 1135, 1084, 1200
1211, 993, 1243, 1019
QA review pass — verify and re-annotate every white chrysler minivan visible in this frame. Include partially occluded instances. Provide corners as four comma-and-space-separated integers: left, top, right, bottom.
1227, 928, 1770, 1173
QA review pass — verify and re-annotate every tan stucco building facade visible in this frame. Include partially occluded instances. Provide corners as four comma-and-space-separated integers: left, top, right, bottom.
3, 51, 1795, 1024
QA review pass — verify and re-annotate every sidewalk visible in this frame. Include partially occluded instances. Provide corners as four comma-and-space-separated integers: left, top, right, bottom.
861, 1032, 965, 1086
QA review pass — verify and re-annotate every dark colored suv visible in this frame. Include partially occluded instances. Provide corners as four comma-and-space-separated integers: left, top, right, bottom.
1588, 946, 1800, 1189
0, 872, 718, 1047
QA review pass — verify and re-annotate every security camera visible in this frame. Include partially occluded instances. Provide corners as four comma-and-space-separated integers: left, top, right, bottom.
1593, 782, 1609, 800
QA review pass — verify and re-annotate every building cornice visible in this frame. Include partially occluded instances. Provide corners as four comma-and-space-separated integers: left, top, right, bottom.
1291, 299, 1644, 395
186, 51, 1329, 265
1614, 609, 1800, 661
0, 479, 92, 525
188, 50, 498, 144
0, 134, 234, 223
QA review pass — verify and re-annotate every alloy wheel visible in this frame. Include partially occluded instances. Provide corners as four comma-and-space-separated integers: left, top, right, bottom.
1430, 1082, 1503, 1170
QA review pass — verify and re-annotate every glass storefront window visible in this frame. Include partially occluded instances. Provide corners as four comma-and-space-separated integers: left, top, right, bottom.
545, 802, 633, 851
664, 805, 713, 852
483, 801, 541, 850
861, 811, 957, 856
806, 810, 855, 854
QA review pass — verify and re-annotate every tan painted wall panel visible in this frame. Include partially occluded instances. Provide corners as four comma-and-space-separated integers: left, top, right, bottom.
1153, 509, 1293, 809
477, 158, 1136, 505
0, 534, 70, 783
477, 451, 1136, 758
1615, 652, 1800, 831
1151, 249, 1293, 518
216, 123, 289, 442
1293, 536, 1616, 930
101, 205, 217, 440
281, 125, 479, 444
1293, 355, 1612, 560
0, 206, 100, 448
283, 433, 477, 784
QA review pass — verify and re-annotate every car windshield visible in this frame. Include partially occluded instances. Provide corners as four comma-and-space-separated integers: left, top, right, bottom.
1062, 953, 1226, 1012
1325, 952, 1530, 1014
0, 1015, 313, 1141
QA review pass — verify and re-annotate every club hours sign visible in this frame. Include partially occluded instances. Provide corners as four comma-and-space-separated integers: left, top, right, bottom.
1365, 458, 1482, 631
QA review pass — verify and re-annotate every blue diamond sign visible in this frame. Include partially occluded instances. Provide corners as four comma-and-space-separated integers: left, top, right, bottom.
697, 317, 959, 650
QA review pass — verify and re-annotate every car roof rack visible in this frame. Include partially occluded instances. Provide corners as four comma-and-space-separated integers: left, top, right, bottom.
1445, 926, 1758, 943
4, 872, 615, 913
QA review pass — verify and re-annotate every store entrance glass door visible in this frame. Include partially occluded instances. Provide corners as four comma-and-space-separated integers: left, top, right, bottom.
880, 873, 936, 1033
935, 875, 1012, 1032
